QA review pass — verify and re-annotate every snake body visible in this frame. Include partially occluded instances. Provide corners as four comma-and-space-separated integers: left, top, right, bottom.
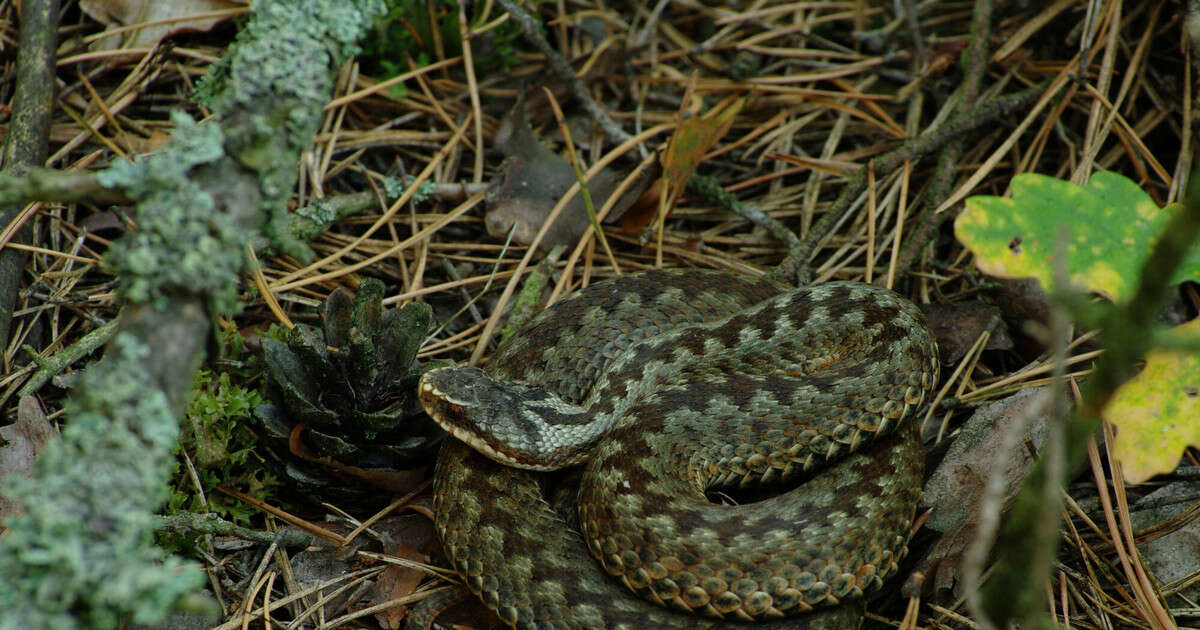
417, 270, 939, 629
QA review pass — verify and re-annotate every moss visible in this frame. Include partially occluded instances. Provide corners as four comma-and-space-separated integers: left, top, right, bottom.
164, 367, 280, 552
0, 335, 206, 629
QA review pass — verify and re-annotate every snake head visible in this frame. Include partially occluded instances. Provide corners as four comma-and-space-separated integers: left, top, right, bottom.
419, 366, 593, 471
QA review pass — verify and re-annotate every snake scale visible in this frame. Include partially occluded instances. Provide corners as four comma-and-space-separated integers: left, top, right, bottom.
414, 270, 939, 629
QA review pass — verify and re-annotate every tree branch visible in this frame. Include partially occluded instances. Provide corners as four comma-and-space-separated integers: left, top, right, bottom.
0, 0, 61, 346
0, 2, 388, 628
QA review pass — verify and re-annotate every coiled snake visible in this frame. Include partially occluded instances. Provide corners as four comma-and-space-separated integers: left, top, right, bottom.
415, 270, 939, 629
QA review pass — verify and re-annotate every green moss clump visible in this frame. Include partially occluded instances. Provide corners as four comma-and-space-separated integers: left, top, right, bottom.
163, 368, 280, 553
361, 0, 534, 82
165, 326, 282, 541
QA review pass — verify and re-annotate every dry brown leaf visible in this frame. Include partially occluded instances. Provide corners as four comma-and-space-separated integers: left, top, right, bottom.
661, 95, 743, 190
920, 301, 1012, 366
432, 596, 503, 630
372, 543, 426, 629
80, 210, 129, 240
81, 0, 244, 50
617, 94, 743, 234
289, 547, 358, 618
484, 97, 655, 251
0, 397, 59, 520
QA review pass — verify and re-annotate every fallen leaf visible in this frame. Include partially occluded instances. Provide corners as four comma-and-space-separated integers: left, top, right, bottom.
0, 396, 59, 520
484, 96, 655, 251
288, 424, 426, 493
1106, 317, 1200, 483
955, 171, 1200, 303
372, 543, 427, 629
81, 0, 244, 51
427, 594, 502, 630
987, 278, 1051, 329
920, 301, 1012, 366
80, 210, 129, 240
616, 95, 744, 234
290, 547, 358, 617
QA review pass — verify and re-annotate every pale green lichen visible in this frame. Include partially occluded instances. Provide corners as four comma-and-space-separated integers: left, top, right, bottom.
383, 175, 435, 204
194, 1, 382, 117
0, 2, 391, 628
98, 112, 245, 315
382, 175, 406, 199
194, 0, 387, 262
295, 198, 338, 225
0, 335, 205, 630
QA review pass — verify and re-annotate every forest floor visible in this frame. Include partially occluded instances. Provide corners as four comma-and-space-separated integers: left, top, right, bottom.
0, 1, 1196, 629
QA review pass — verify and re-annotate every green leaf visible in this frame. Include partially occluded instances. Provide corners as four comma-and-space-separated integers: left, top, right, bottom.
1105, 317, 1200, 483
955, 171, 1200, 303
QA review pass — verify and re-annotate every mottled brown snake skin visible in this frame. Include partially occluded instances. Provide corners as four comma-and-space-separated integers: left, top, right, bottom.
416, 270, 939, 629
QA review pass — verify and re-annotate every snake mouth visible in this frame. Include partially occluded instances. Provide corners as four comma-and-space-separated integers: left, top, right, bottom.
418, 378, 558, 472
451, 426, 557, 471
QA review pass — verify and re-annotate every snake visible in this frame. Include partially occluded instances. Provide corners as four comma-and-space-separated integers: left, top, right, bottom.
413, 269, 939, 629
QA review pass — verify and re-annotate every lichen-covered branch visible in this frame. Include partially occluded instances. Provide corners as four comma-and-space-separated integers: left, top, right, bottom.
0, 2, 386, 628
0, 314, 210, 630
156, 512, 318, 548
687, 174, 801, 253
890, 0, 994, 280
17, 314, 120, 399
0, 167, 129, 208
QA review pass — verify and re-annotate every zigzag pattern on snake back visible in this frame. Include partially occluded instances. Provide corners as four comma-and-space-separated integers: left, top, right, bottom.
415, 270, 940, 629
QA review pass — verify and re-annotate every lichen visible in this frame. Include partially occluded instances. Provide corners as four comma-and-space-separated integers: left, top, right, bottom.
0, 2, 391, 627
0, 335, 205, 630
194, 1, 385, 119
192, 0, 386, 264
383, 175, 435, 204
98, 112, 246, 316
291, 199, 338, 241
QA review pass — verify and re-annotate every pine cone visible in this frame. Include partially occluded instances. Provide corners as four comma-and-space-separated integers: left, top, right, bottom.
255, 279, 447, 500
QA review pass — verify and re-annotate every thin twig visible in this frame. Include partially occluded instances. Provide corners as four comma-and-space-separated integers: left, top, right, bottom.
494, 0, 633, 146
773, 81, 1048, 285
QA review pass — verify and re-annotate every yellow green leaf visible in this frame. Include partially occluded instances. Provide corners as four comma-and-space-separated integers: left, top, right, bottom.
1106, 317, 1200, 483
661, 96, 744, 188
620, 96, 745, 233
955, 171, 1200, 303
